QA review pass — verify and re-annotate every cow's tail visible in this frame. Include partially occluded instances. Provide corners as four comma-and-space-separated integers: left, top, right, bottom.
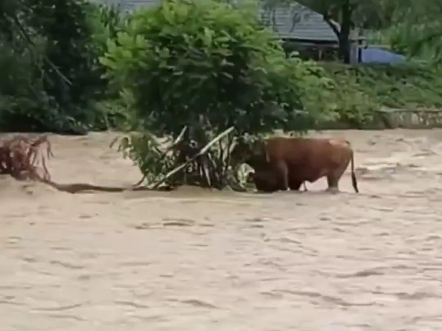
350, 148, 359, 193
343, 140, 359, 193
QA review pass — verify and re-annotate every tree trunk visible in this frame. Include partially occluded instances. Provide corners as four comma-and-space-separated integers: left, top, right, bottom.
339, 0, 352, 64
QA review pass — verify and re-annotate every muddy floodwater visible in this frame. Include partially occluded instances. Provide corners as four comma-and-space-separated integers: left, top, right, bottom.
2, 129, 442, 331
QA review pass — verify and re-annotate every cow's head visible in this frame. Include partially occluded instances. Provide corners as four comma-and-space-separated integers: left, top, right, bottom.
230, 135, 269, 168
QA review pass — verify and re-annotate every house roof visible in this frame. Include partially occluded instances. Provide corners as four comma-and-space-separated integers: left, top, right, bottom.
96, 0, 339, 42
259, 2, 338, 42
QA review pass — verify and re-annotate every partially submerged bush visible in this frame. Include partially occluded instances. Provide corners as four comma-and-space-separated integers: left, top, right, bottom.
101, 0, 330, 189
0, 135, 53, 180
111, 126, 241, 190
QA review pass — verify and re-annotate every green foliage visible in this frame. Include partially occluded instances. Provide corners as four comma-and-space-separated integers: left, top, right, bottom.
387, 0, 442, 64
29, 0, 108, 130
101, 0, 327, 189
366, 23, 440, 62
319, 62, 442, 126
0, 0, 127, 133
0, 25, 67, 132
364, 1, 442, 65
86, 3, 132, 130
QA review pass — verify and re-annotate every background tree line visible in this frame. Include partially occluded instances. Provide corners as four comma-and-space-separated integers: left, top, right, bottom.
1, 0, 440, 133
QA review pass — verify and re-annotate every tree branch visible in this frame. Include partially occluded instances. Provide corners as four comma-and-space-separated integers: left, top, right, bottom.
323, 13, 340, 39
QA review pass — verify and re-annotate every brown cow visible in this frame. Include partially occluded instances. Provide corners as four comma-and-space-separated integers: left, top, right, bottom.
232, 136, 359, 193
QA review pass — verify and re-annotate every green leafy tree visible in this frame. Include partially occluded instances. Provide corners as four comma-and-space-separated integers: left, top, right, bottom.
362, 0, 442, 63
101, 0, 331, 189
27, 0, 108, 130
394, 0, 442, 64
0, 0, 120, 133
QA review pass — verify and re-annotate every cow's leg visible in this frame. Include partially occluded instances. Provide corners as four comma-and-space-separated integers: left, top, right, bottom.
302, 182, 308, 191
289, 178, 302, 191
326, 160, 350, 193
326, 172, 342, 193
326, 182, 339, 194
275, 161, 289, 191
254, 177, 278, 193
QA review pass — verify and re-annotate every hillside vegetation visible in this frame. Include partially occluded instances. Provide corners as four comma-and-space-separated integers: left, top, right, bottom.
316, 62, 442, 127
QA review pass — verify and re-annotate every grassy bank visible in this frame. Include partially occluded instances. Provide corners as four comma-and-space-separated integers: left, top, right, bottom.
317, 62, 442, 129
